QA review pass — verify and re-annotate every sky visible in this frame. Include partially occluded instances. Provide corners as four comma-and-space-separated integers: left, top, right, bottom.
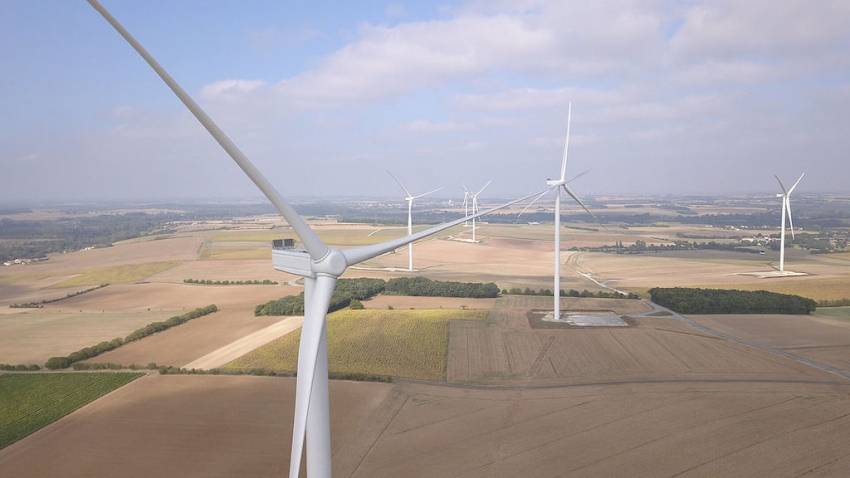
2, 0, 850, 203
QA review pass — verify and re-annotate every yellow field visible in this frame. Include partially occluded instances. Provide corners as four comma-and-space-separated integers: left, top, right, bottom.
52, 261, 179, 288
225, 308, 487, 380
204, 248, 271, 260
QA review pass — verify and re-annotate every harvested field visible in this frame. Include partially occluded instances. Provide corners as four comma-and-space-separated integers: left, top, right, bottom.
226, 309, 488, 380
0, 309, 173, 365
148, 259, 297, 284
51, 282, 298, 312
689, 314, 850, 374
0, 374, 393, 478
87, 306, 286, 368
447, 296, 823, 385
4, 376, 850, 477
53, 261, 179, 287
0, 373, 141, 449
363, 295, 496, 310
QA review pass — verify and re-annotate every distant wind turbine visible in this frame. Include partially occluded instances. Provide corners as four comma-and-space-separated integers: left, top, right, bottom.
774, 173, 805, 273
86, 2, 543, 477
386, 170, 443, 272
519, 103, 595, 321
462, 185, 471, 226
470, 180, 491, 242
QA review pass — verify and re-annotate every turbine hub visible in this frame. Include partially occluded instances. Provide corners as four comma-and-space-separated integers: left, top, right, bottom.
312, 248, 348, 277
546, 179, 565, 187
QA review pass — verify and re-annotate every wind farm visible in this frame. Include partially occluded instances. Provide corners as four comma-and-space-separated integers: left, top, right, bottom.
3, 1, 850, 478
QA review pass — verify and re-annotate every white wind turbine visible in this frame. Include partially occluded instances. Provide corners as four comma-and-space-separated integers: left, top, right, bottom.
774, 173, 805, 273
86, 2, 543, 477
469, 180, 491, 242
386, 170, 443, 272
519, 103, 595, 321
462, 185, 471, 226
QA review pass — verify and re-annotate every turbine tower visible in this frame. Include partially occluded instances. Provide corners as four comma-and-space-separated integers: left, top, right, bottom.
462, 186, 471, 226
386, 170, 443, 272
774, 173, 804, 273
519, 103, 594, 321
86, 2, 544, 476
470, 180, 491, 242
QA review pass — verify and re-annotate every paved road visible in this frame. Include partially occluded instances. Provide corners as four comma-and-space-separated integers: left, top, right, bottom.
181, 315, 303, 370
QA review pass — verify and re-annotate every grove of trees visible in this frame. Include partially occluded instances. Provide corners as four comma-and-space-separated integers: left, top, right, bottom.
649, 287, 816, 314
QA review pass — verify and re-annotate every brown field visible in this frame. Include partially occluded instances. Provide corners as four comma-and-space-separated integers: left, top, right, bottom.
86, 306, 286, 367
447, 296, 821, 385
3, 374, 850, 477
0, 309, 172, 365
689, 314, 850, 373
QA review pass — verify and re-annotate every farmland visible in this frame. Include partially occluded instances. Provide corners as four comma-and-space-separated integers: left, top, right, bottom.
0, 372, 141, 449
53, 261, 179, 288
226, 309, 488, 380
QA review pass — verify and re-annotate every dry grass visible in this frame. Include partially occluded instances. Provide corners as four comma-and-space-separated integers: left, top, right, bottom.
225, 309, 487, 380
52, 261, 179, 288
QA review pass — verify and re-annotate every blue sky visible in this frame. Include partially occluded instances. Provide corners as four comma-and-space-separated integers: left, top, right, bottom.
2, 0, 850, 202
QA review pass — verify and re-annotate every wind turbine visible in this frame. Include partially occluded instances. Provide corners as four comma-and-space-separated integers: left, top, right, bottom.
519, 103, 595, 321
469, 180, 491, 242
774, 173, 804, 273
386, 170, 443, 272
462, 186, 471, 226
86, 2, 543, 477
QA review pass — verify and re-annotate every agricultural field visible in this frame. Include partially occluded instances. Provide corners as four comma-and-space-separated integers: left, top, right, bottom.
53, 261, 179, 287
0, 309, 174, 365
447, 296, 822, 385
226, 308, 488, 380
688, 314, 850, 373
4, 375, 850, 477
0, 372, 141, 449
815, 306, 850, 322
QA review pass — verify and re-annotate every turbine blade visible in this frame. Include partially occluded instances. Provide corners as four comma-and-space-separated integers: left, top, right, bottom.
517, 187, 554, 219
476, 180, 492, 196
559, 102, 572, 181
788, 172, 805, 195
462, 185, 469, 193
774, 175, 788, 195
342, 188, 548, 265
786, 198, 795, 239
412, 186, 444, 199
86, 0, 328, 260
385, 170, 412, 197
562, 184, 596, 220
288, 275, 336, 478
566, 168, 590, 184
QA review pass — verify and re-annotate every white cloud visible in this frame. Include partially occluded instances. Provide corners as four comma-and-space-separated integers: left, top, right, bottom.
200, 80, 267, 100
405, 120, 474, 133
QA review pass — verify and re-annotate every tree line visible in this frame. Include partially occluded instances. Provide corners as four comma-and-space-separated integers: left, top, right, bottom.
184, 278, 278, 285
502, 287, 640, 299
384, 277, 500, 298
9, 283, 108, 309
255, 278, 386, 316
45, 305, 218, 369
649, 287, 816, 315
255, 276, 506, 316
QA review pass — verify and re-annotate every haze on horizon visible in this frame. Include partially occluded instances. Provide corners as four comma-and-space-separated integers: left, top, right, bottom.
2, 0, 850, 203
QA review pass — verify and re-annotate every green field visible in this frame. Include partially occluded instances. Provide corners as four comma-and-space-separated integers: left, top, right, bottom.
815, 306, 850, 322
225, 309, 487, 380
0, 372, 142, 448
54, 261, 179, 288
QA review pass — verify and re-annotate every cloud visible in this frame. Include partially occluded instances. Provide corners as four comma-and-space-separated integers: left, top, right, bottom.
671, 0, 850, 59
405, 120, 474, 133
200, 80, 267, 100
